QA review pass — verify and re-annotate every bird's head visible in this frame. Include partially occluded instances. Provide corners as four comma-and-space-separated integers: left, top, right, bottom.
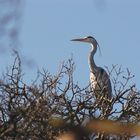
71, 36, 98, 45
71, 36, 101, 55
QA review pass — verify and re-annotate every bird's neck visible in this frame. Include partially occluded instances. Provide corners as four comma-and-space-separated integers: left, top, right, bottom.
88, 43, 98, 73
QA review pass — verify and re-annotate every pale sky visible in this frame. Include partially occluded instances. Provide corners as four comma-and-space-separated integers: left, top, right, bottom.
1, 0, 140, 89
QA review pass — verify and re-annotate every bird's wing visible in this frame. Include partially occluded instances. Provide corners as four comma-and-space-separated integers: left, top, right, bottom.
96, 67, 112, 98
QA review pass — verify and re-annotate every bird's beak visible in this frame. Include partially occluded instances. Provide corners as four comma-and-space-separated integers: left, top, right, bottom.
71, 38, 87, 42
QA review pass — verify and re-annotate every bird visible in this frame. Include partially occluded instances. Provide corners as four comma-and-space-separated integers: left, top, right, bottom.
71, 36, 112, 99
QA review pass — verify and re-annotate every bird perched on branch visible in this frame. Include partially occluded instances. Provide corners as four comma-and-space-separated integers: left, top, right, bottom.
71, 36, 112, 99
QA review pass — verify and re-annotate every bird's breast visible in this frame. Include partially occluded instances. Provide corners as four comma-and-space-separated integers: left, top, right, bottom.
90, 72, 97, 89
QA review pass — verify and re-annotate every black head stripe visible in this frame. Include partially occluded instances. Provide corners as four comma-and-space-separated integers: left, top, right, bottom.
87, 36, 93, 39
87, 36, 98, 44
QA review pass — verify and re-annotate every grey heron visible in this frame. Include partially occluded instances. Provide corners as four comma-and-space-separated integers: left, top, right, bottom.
71, 36, 112, 99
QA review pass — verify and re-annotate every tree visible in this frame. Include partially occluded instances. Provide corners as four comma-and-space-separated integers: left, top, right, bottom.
0, 53, 140, 140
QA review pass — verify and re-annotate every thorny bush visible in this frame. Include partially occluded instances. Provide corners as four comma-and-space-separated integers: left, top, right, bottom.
0, 53, 140, 140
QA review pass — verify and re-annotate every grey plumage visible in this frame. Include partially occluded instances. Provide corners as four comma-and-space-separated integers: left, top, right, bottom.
71, 36, 112, 99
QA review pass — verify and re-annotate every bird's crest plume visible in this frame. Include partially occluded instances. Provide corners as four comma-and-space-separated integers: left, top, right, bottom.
88, 36, 102, 56
97, 42, 102, 56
